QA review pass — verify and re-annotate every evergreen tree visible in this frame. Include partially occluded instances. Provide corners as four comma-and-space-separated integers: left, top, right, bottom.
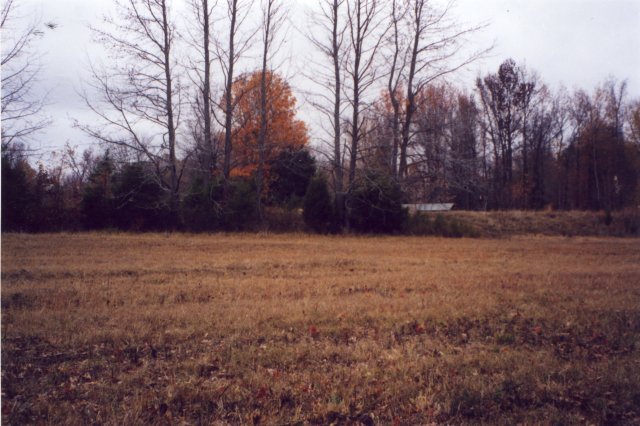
82, 153, 115, 229
269, 147, 316, 208
349, 171, 406, 233
303, 175, 335, 233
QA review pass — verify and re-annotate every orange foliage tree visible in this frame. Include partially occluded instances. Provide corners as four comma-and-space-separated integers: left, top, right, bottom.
229, 71, 309, 178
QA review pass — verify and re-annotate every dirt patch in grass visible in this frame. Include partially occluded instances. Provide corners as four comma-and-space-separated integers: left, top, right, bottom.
2, 233, 640, 424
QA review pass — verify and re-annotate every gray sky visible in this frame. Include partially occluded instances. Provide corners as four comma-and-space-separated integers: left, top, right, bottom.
5, 0, 640, 161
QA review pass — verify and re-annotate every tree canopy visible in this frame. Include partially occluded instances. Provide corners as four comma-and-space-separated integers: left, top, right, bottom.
229, 71, 309, 178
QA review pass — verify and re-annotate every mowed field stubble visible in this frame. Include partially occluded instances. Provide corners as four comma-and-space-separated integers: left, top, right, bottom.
2, 233, 640, 424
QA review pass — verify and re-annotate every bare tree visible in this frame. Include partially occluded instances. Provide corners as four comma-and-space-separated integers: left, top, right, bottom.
61, 143, 96, 206
476, 59, 523, 208
477, 60, 558, 209
305, 0, 348, 224
526, 86, 566, 209
398, 0, 488, 179
562, 80, 631, 211
256, 0, 287, 224
78, 0, 183, 221
62, 143, 95, 191
211, 0, 255, 184
222, 0, 239, 183
1, 0, 50, 149
627, 99, 640, 146
385, 0, 408, 178
344, 0, 387, 193
186, 0, 218, 177
518, 68, 539, 209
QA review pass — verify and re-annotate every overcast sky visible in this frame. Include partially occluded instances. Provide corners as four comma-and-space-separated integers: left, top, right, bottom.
5, 0, 640, 160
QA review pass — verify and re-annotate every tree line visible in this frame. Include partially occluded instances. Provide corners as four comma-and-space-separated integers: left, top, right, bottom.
2, 0, 639, 234
363, 61, 640, 213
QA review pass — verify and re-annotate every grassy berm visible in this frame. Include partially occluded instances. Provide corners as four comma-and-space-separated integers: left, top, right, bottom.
406, 209, 640, 238
2, 233, 640, 424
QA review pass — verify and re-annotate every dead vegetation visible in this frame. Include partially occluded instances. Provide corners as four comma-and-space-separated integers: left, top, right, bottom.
408, 209, 640, 238
2, 233, 640, 424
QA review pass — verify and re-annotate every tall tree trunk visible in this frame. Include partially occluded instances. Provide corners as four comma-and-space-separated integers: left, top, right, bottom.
161, 0, 179, 223
347, 0, 363, 192
331, 0, 345, 226
521, 107, 528, 208
256, 0, 274, 226
388, 0, 403, 178
223, 0, 238, 186
348, 75, 360, 189
202, 0, 214, 175
399, 1, 422, 179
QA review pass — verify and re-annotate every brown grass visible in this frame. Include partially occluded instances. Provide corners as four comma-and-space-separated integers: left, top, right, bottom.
2, 233, 640, 424
411, 209, 640, 238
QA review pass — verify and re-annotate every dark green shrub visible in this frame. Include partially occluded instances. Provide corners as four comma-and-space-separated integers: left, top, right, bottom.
1, 151, 36, 231
183, 177, 223, 232
113, 162, 169, 231
433, 214, 449, 235
348, 171, 406, 234
405, 212, 480, 237
405, 213, 433, 235
303, 175, 335, 233
31, 164, 68, 232
269, 148, 316, 208
221, 178, 259, 231
184, 177, 259, 232
82, 153, 115, 230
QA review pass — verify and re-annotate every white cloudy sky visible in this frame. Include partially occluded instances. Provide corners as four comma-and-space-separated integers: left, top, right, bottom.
4, 0, 640, 159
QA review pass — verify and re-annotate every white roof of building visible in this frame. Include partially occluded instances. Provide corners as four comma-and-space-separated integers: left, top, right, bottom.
402, 203, 454, 212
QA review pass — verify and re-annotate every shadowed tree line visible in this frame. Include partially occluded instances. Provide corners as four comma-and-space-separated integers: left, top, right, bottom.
3, 60, 640, 234
1, 0, 638, 234
359, 61, 639, 213
2, 143, 316, 232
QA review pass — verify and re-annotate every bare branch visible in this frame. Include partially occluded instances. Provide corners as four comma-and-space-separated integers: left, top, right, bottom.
1, 0, 51, 148
79, 0, 182, 216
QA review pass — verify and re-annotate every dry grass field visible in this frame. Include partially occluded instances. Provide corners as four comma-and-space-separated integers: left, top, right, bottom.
2, 233, 640, 425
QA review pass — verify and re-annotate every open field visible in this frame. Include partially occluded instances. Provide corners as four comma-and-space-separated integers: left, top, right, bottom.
2, 233, 640, 424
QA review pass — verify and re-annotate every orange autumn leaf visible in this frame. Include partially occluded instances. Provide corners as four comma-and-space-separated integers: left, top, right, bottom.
228, 71, 309, 178
308, 325, 319, 338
